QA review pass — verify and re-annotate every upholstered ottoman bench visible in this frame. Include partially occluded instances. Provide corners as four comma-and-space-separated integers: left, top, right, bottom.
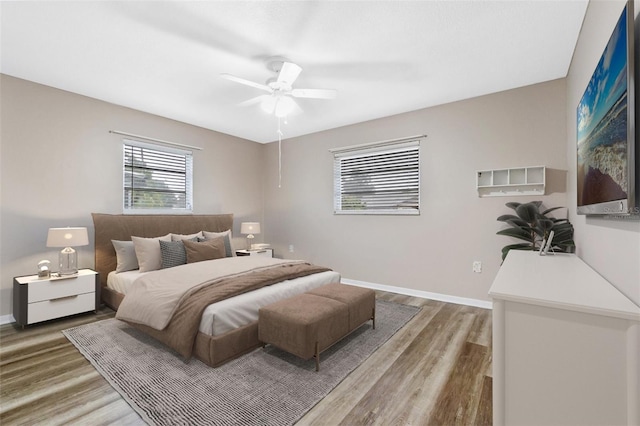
307, 283, 376, 331
258, 284, 375, 371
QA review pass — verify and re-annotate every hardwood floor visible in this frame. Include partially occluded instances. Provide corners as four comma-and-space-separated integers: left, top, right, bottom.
0, 291, 492, 425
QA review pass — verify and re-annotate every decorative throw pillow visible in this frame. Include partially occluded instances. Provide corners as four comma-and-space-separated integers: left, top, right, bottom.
111, 240, 139, 273
202, 229, 234, 257
183, 237, 226, 264
131, 234, 172, 272
171, 231, 203, 241
159, 240, 188, 269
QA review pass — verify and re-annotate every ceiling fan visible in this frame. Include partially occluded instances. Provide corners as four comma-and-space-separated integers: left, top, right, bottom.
221, 58, 337, 118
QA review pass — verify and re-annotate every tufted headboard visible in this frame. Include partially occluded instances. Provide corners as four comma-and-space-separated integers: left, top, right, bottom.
91, 213, 234, 288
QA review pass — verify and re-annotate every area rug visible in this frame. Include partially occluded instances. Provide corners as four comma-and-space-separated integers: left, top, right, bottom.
63, 300, 419, 426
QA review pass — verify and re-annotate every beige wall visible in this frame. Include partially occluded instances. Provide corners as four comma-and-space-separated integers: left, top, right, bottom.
565, 0, 640, 306
262, 79, 568, 303
0, 75, 265, 318
4, 0, 638, 318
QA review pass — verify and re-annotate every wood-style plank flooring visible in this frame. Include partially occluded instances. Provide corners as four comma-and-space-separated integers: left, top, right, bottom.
0, 291, 492, 425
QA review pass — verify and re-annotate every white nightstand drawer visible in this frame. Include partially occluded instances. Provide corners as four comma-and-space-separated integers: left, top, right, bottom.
250, 249, 272, 257
236, 248, 274, 258
28, 274, 95, 303
27, 292, 95, 324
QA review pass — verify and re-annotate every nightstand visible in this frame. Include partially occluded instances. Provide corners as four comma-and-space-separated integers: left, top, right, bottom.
13, 269, 100, 327
236, 248, 274, 258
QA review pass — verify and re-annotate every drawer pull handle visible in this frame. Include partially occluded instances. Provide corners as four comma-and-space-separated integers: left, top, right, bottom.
49, 295, 78, 302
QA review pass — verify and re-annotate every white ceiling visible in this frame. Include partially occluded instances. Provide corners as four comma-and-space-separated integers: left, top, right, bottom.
0, 1, 588, 144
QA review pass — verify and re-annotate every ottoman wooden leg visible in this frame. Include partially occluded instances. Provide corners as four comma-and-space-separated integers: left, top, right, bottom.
315, 341, 320, 372
372, 306, 376, 330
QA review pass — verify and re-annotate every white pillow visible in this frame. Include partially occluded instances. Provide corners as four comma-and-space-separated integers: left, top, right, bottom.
171, 231, 203, 241
202, 229, 234, 257
132, 234, 172, 272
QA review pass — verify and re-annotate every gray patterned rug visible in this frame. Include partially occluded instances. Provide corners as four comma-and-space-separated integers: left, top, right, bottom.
63, 300, 419, 426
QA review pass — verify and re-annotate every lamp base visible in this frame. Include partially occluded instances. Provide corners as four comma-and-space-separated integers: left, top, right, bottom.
246, 234, 255, 251
59, 247, 78, 276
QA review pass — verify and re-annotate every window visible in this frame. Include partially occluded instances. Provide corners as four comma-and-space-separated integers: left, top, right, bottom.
123, 139, 193, 213
332, 137, 421, 215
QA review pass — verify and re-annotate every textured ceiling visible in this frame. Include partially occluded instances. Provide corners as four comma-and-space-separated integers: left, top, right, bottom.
0, 1, 589, 144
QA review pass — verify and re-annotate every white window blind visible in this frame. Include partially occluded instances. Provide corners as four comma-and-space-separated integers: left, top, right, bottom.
332, 138, 421, 215
123, 140, 193, 213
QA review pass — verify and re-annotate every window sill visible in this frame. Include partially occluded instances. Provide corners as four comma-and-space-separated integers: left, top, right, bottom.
334, 209, 420, 216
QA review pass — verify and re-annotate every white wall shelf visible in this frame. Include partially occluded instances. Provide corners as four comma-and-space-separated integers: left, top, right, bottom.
476, 166, 545, 197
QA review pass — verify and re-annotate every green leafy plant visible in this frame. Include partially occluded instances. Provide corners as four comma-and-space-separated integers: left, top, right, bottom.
497, 201, 575, 261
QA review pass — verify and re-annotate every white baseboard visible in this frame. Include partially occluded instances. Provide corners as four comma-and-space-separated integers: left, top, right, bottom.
0, 281, 490, 325
0, 314, 15, 325
341, 278, 493, 310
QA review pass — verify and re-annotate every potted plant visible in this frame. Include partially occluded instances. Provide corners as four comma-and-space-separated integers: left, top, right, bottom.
497, 201, 575, 261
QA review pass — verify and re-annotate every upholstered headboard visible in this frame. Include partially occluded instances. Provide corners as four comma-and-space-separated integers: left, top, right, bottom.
91, 213, 234, 288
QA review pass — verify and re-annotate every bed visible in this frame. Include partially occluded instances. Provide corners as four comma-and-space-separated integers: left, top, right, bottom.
92, 213, 341, 367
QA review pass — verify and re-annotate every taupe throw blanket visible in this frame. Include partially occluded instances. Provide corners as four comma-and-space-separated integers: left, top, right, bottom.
117, 259, 331, 358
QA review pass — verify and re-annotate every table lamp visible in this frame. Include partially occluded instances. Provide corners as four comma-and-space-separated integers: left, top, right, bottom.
240, 222, 261, 250
46, 227, 89, 275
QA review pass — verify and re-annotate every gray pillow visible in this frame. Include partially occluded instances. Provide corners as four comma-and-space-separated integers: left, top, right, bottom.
160, 238, 196, 269
171, 231, 203, 241
201, 230, 234, 257
112, 240, 139, 273
159, 239, 193, 269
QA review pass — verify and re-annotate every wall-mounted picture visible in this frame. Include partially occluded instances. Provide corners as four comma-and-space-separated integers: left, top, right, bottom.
576, 1, 636, 215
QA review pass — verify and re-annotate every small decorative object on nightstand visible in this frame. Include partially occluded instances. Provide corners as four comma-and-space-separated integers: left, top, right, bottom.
236, 248, 273, 258
37, 260, 51, 278
12, 269, 99, 328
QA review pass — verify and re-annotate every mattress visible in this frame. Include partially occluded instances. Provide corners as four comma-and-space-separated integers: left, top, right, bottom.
107, 269, 341, 336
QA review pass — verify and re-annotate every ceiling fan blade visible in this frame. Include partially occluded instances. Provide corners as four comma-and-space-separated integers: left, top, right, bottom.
291, 88, 337, 99
220, 73, 272, 93
238, 95, 269, 107
277, 62, 302, 86
290, 98, 304, 116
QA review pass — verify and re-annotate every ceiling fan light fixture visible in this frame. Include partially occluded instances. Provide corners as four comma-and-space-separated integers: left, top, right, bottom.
274, 96, 295, 118
260, 96, 277, 114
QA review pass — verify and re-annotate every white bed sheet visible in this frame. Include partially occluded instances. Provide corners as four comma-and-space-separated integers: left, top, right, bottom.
107, 269, 341, 336
107, 270, 150, 294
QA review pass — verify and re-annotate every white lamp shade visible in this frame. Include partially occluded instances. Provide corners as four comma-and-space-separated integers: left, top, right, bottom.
240, 222, 261, 235
46, 227, 89, 248
260, 97, 277, 114
275, 96, 295, 118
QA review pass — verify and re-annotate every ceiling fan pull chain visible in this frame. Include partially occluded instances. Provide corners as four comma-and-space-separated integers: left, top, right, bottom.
278, 117, 283, 188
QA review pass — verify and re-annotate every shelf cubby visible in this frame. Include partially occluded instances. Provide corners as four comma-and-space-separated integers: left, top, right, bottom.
476, 166, 545, 197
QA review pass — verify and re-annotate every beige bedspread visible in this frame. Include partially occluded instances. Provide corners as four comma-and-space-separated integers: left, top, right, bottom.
116, 257, 331, 358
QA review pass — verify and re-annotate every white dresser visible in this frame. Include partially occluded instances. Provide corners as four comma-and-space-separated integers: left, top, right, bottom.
489, 250, 640, 426
13, 269, 99, 327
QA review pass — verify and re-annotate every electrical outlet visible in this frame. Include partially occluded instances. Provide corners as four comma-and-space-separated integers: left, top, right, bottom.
472, 261, 482, 273
289, 245, 294, 253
